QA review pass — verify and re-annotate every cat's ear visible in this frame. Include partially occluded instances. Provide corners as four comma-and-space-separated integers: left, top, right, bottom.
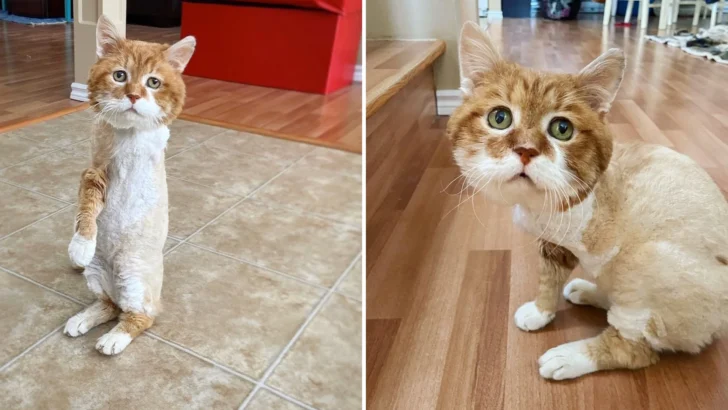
166, 36, 196, 72
459, 21, 501, 97
577, 49, 626, 113
96, 15, 124, 58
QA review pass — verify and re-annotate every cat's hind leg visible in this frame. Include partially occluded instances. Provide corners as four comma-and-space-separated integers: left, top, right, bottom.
95, 312, 154, 356
68, 167, 107, 269
563, 278, 611, 309
538, 326, 658, 380
64, 294, 120, 337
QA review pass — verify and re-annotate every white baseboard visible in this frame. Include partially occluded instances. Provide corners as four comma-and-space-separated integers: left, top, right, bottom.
487, 11, 504, 20
70, 82, 89, 102
436, 89, 463, 116
354, 64, 362, 82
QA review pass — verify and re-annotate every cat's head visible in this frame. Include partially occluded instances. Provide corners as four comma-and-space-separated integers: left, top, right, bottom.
88, 15, 196, 130
447, 22, 625, 210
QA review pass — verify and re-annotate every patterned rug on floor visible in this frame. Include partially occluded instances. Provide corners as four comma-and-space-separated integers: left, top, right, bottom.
646, 25, 728, 64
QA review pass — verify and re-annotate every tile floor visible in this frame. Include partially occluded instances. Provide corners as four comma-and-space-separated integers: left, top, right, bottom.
0, 110, 363, 410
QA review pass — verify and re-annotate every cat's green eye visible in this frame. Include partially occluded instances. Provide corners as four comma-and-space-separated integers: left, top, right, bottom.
112, 70, 127, 82
487, 107, 513, 130
548, 118, 574, 141
146, 77, 161, 89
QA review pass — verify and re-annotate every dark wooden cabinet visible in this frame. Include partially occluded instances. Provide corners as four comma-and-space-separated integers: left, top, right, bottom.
127, 0, 182, 27
7, 0, 65, 18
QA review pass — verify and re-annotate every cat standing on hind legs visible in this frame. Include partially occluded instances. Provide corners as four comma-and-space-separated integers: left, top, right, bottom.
448, 22, 728, 379
65, 15, 195, 355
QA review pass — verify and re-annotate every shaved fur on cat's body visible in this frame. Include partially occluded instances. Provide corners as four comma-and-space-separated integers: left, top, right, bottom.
65, 15, 195, 355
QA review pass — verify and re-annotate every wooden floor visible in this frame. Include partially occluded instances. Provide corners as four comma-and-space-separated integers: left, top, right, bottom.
0, 22, 361, 152
366, 17, 728, 409
366, 40, 445, 117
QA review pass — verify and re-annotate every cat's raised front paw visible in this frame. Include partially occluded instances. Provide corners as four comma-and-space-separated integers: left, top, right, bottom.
68, 232, 96, 269
96, 332, 132, 356
538, 339, 598, 380
514, 301, 554, 331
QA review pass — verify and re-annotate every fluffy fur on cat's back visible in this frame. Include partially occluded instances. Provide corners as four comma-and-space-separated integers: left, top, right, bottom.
65, 15, 195, 355
448, 22, 728, 380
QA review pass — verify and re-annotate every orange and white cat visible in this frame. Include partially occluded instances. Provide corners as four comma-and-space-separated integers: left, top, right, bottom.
65, 15, 195, 355
448, 22, 728, 379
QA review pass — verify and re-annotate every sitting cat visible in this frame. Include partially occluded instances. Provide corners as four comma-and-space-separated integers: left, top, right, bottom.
65, 15, 195, 355
448, 22, 728, 379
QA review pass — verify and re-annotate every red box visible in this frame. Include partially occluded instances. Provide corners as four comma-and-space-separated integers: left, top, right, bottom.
180, 0, 362, 94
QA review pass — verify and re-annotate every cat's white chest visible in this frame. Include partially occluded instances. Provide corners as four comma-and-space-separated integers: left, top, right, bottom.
513, 194, 619, 277
99, 126, 169, 231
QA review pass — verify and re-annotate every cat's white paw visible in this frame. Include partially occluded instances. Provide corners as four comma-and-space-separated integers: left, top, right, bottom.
96, 332, 132, 356
64, 314, 92, 337
68, 232, 96, 269
563, 278, 609, 309
538, 339, 598, 380
514, 301, 554, 331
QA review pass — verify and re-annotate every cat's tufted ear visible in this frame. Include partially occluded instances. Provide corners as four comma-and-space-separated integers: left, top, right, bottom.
96, 15, 124, 58
166, 36, 196, 72
577, 49, 626, 114
458, 21, 501, 97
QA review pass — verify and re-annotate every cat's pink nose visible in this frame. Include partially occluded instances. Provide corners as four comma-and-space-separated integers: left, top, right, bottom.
127, 94, 141, 104
514, 147, 540, 166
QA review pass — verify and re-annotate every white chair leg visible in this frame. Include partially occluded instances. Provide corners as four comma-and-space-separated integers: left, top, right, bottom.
693, 2, 703, 25
604, 0, 613, 25
672, 0, 681, 23
625, 0, 636, 22
659, 0, 671, 29
641, 0, 651, 28
719, 0, 725, 23
711, 2, 718, 27
612, 0, 619, 16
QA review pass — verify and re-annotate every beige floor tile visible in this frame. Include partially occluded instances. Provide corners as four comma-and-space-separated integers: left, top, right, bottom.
206, 130, 314, 163
168, 177, 241, 238
0, 207, 94, 303
189, 201, 361, 287
299, 147, 362, 176
248, 390, 305, 410
166, 120, 228, 157
155, 245, 324, 377
268, 294, 362, 410
166, 143, 288, 196
0, 324, 253, 410
11, 112, 93, 147
253, 163, 362, 226
0, 147, 86, 202
0, 271, 81, 365
0, 182, 67, 238
0, 134, 55, 170
337, 258, 362, 300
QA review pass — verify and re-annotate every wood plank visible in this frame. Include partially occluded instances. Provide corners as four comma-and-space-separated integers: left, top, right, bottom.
366, 40, 446, 118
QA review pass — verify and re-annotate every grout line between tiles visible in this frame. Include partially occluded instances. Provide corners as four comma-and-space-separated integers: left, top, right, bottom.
164, 128, 228, 161
0, 137, 90, 172
162, 149, 313, 264
0, 266, 87, 307
245, 197, 361, 231
144, 332, 258, 385
0, 325, 62, 372
165, 174, 246, 198
182, 241, 330, 292
259, 385, 319, 410
237, 251, 362, 410
0, 203, 74, 242
0, 178, 75, 206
